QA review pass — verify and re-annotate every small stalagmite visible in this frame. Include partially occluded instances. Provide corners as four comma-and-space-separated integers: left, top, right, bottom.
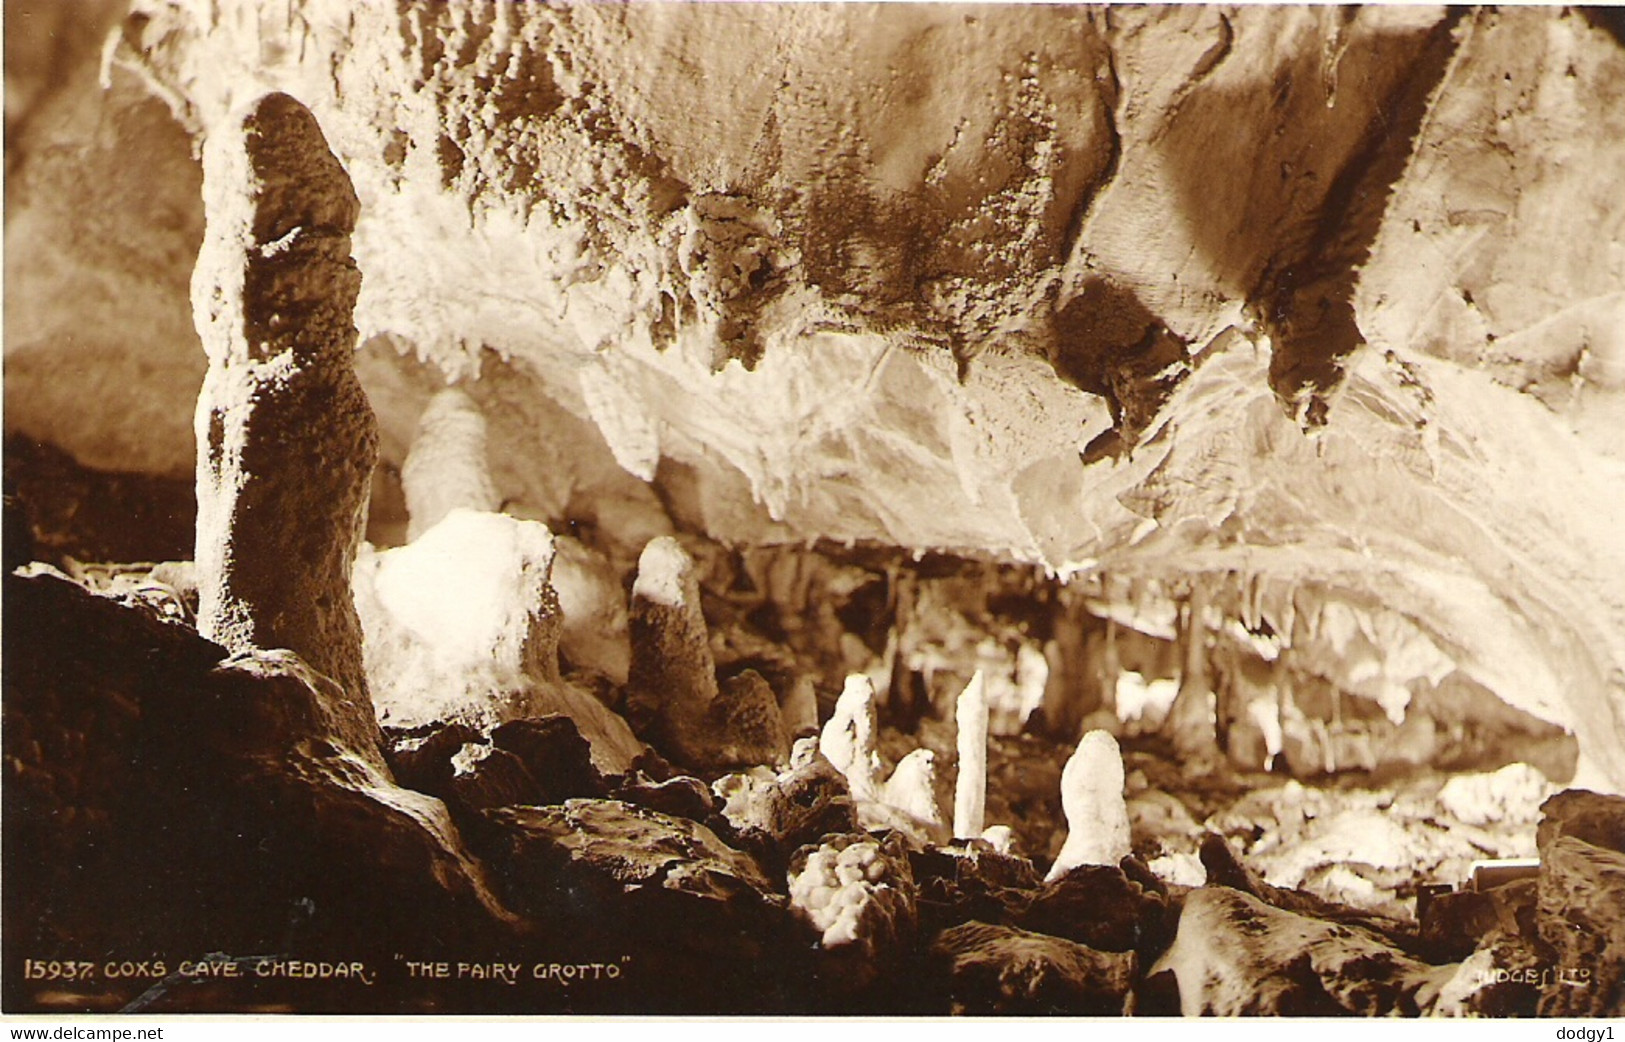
191, 91, 378, 747
882, 748, 943, 829
401, 386, 501, 541
627, 536, 716, 735
627, 536, 787, 770
954, 670, 989, 840
820, 673, 881, 802
1046, 729, 1133, 882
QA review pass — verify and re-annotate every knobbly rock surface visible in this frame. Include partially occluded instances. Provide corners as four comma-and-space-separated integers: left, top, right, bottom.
626, 537, 787, 771
191, 93, 380, 741
932, 921, 1137, 1015
787, 833, 918, 991
713, 751, 858, 872
1014, 863, 1179, 964
911, 844, 1043, 937
1536, 789, 1625, 855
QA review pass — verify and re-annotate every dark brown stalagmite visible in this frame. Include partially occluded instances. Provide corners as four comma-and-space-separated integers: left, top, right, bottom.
192, 92, 380, 751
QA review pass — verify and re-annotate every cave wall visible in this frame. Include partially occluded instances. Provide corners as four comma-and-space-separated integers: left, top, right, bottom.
4, 2, 1624, 790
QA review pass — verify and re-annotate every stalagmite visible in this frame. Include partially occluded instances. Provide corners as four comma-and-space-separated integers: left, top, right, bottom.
401, 386, 500, 541
626, 536, 717, 739
954, 670, 989, 839
191, 91, 378, 744
1162, 581, 1219, 759
882, 748, 943, 829
821, 673, 881, 802
1046, 729, 1133, 882
627, 536, 788, 770
351, 507, 644, 772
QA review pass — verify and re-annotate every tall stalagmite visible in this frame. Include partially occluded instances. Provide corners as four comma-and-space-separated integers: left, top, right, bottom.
192, 92, 380, 744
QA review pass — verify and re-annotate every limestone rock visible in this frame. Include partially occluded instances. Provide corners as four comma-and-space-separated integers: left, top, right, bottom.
713, 752, 858, 871
1430, 930, 1546, 1017
352, 507, 644, 772
1537, 789, 1625, 856
611, 773, 718, 823
2, 570, 515, 976
626, 535, 715, 732
1535, 835, 1625, 1016
400, 386, 500, 541
477, 798, 792, 1012
491, 715, 608, 804
382, 721, 481, 797
1014, 863, 1179, 963
627, 537, 788, 771
1197, 831, 1426, 957
711, 668, 792, 770
1419, 880, 1538, 964
1437, 763, 1554, 828
1152, 887, 1451, 1016
911, 844, 1043, 936
786, 832, 917, 989
932, 921, 1137, 1016
444, 743, 539, 813
13, 0, 1625, 795
191, 91, 379, 745
1046, 729, 1132, 882
551, 535, 632, 687
882, 748, 944, 831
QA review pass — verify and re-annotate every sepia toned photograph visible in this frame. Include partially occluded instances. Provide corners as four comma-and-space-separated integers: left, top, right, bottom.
3, 0, 1623, 1020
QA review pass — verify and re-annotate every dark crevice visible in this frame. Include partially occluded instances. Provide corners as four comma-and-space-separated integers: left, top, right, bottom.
1048, 277, 1189, 455
1254, 10, 1467, 422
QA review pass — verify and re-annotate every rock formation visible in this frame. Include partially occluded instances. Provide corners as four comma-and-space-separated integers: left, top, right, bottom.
1151, 887, 1450, 1016
882, 748, 945, 831
821, 673, 882, 803
787, 833, 918, 989
626, 536, 788, 771
1047, 730, 1133, 882
400, 386, 501, 540
191, 91, 379, 742
932, 922, 1137, 1016
353, 507, 643, 771
954, 670, 989, 840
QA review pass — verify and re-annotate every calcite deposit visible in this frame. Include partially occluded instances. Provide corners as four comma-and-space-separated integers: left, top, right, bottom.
1047, 730, 1134, 881
5, 0, 1625, 1019
190, 91, 379, 739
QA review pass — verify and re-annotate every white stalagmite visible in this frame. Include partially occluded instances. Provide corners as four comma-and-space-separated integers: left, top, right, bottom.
981, 825, 1014, 855
820, 673, 880, 802
953, 670, 989, 839
881, 748, 942, 828
401, 386, 500, 541
1046, 729, 1133, 882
